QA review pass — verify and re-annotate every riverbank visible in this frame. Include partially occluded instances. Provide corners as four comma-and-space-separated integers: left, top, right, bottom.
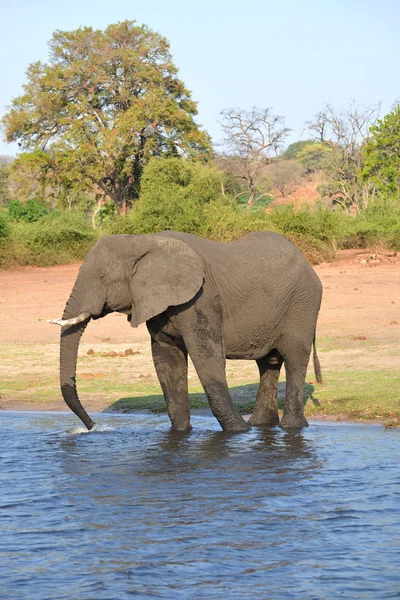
1, 249, 399, 427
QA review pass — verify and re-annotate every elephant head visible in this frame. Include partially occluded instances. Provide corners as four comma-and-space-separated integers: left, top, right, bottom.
49, 234, 205, 430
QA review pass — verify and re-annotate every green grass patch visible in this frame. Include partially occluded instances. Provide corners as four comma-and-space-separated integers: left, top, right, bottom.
109, 369, 400, 427
303, 369, 400, 425
1, 341, 399, 427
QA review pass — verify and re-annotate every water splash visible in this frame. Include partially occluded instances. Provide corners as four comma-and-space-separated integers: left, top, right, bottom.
65, 423, 115, 435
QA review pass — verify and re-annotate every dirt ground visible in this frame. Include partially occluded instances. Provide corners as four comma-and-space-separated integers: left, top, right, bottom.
0, 248, 399, 417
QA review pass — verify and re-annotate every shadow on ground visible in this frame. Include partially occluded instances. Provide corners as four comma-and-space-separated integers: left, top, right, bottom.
108, 382, 319, 415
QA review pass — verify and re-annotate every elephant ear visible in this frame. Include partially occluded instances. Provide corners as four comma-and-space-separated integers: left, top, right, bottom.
129, 237, 205, 327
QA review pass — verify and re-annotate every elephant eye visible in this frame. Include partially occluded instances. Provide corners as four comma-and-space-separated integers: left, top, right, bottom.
99, 273, 106, 280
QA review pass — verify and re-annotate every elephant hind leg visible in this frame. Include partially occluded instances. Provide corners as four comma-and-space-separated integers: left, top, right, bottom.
249, 350, 283, 427
278, 337, 312, 429
151, 338, 191, 431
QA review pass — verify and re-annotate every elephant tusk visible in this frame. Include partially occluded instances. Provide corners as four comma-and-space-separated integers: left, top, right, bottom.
47, 312, 91, 328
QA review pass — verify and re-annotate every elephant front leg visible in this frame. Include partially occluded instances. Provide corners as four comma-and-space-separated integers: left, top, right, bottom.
186, 341, 250, 433
249, 351, 283, 427
151, 338, 191, 431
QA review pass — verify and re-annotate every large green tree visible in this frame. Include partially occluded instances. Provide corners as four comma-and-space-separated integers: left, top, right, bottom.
2, 21, 211, 212
362, 104, 400, 196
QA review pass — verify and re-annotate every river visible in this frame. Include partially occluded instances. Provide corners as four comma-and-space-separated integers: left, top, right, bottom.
0, 412, 399, 599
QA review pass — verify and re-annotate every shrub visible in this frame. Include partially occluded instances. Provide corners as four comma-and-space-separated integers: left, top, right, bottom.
111, 157, 227, 235
94, 200, 118, 229
27, 212, 97, 251
0, 210, 10, 239
0, 212, 98, 268
337, 198, 400, 249
269, 204, 343, 242
9, 198, 46, 222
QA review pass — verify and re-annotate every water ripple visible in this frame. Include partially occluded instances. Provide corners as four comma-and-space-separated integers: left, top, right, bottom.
0, 412, 399, 599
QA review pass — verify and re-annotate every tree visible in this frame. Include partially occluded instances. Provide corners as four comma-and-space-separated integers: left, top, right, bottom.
0, 156, 11, 206
264, 159, 304, 198
306, 100, 381, 212
2, 21, 211, 213
361, 104, 400, 196
10, 151, 52, 201
218, 107, 291, 211
282, 140, 314, 160
296, 142, 332, 173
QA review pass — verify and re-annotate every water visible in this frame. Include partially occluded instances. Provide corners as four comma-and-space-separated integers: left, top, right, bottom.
0, 412, 399, 599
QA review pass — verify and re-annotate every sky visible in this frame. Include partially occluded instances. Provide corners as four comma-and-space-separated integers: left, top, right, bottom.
0, 0, 399, 156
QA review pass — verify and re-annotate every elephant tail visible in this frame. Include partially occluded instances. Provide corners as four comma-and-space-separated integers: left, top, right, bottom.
313, 334, 323, 384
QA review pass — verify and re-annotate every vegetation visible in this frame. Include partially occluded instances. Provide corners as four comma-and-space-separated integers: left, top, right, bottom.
0, 210, 10, 239
9, 198, 46, 222
217, 107, 291, 210
0, 212, 97, 268
111, 157, 227, 235
305, 100, 381, 212
296, 142, 332, 174
263, 159, 304, 197
2, 20, 211, 213
282, 140, 314, 159
1, 154, 400, 268
0, 159, 10, 206
362, 104, 400, 197
1, 342, 399, 426
0, 21, 399, 270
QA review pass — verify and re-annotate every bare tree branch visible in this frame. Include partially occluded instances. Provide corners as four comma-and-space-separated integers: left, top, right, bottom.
305, 100, 381, 212
217, 107, 291, 210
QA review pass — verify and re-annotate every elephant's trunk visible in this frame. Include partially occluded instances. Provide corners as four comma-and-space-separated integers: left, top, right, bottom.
59, 287, 96, 430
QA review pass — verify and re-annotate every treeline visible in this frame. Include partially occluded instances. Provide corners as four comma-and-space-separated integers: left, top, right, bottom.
0, 20, 399, 268
1, 157, 400, 269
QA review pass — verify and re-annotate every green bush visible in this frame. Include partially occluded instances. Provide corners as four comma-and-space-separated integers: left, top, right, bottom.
337, 198, 400, 249
269, 204, 343, 243
200, 200, 274, 241
3, 155, 400, 269
95, 200, 118, 228
110, 158, 342, 263
27, 212, 97, 250
111, 157, 227, 235
0, 212, 98, 268
0, 210, 10, 239
9, 198, 46, 222
237, 194, 274, 211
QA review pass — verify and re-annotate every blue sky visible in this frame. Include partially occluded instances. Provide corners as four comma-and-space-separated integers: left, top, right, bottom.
0, 0, 399, 155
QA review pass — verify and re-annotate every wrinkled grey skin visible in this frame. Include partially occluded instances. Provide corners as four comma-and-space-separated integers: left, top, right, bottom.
59, 231, 322, 433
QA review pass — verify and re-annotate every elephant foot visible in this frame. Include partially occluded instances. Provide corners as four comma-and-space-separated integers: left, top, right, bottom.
279, 414, 309, 429
221, 418, 251, 433
249, 410, 279, 427
170, 422, 192, 432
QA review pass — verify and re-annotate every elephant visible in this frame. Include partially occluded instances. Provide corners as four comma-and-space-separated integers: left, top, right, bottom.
49, 230, 323, 433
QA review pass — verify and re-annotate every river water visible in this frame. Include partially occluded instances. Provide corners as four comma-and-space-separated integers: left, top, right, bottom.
0, 412, 399, 599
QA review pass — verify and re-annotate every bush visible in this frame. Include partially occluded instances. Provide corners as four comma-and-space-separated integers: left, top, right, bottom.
111, 157, 227, 235
110, 158, 343, 263
95, 200, 118, 228
0, 212, 98, 268
0, 210, 10, 239
269, 204, 343, 242
9, 198, 46, 222
27, 212, 97, 250
337, 198, 400, 249
0, 163, 10, 206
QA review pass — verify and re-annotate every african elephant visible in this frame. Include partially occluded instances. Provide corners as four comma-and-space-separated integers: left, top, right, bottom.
49, 230, 322, 433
